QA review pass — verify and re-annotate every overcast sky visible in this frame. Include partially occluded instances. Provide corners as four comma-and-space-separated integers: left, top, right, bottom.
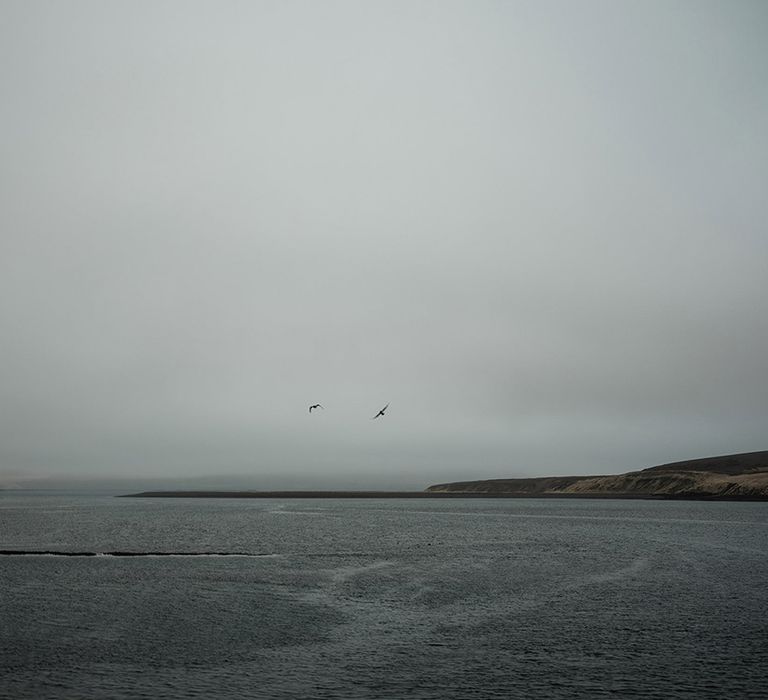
1, 0, 766, 489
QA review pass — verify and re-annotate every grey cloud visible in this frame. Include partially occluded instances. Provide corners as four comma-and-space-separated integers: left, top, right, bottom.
1, 1, 766, 488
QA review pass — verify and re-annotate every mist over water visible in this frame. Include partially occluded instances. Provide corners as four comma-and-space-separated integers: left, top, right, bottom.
2, 492, 767, 699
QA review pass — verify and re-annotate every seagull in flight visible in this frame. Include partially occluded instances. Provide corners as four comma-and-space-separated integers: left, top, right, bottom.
309, 404, 323, 413
372, 403, 389, 419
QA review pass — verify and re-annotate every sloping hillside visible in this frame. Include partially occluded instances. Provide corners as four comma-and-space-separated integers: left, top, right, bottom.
639, 450, 768, 476
426, 451, 768, 499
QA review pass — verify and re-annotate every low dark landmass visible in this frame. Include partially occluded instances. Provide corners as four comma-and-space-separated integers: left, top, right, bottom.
122, 451, 768, 501
427, 450, 768, 500
123, 490, 766, 500
123, 490, 627, 499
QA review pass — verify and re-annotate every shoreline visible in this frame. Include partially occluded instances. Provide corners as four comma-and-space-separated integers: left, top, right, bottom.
120, 490, 768, 501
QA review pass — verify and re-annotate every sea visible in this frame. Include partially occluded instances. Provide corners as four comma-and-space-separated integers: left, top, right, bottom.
1, 492, 767, 699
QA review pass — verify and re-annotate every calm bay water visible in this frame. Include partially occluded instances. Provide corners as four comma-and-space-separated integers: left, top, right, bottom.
1, 492, 767, 699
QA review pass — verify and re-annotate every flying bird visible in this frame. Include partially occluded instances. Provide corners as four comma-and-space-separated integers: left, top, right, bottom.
372, 403, 389, 419
309, 404, 323, 413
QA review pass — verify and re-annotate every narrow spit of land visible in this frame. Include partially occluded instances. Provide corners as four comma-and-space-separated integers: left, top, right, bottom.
122, 491, 620, 499
122, 490, 766, 501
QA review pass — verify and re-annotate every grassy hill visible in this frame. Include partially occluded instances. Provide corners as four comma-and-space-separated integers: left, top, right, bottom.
426, 451, 768, 500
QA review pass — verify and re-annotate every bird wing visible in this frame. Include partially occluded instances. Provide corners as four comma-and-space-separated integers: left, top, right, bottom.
372, 403, 389, 418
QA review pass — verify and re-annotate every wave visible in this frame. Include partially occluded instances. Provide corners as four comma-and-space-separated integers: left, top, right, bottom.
330, 560, 394, 583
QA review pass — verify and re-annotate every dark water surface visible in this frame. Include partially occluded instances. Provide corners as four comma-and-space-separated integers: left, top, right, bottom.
1, 493, 767, 699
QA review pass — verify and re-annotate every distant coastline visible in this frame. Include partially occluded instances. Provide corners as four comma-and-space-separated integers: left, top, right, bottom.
123, 451, 768, 501
122, 490, 767, 501
123, 490, 660, 499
